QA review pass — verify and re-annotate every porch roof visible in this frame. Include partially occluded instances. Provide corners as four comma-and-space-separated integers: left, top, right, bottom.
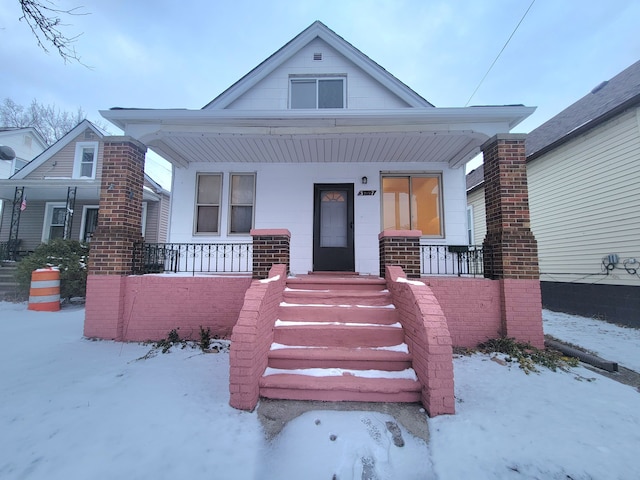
100, 106, 535, 169
0, 179, 161, 203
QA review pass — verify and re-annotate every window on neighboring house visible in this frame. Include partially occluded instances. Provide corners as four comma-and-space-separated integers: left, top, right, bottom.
42, 203, 67, 242
381, 174, 443, 237
12, 158, 28, 174
195, 173, 222, 234
73, 142, 99, 179
290, 77, 345, 109
467, 205, 474, 245
229, 173, 255, 234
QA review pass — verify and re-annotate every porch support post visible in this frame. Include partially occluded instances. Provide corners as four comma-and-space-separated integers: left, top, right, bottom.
481, 134, 544, 348
250, 229, 291, 279
84, 136, 146, 340
378, 230, 422, 278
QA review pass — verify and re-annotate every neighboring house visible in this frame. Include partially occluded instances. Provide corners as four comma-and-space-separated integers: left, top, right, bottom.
467, 59, 640, 326
0, 120, 170, 260
0, 127, 48, 178
102, 21, 533, 276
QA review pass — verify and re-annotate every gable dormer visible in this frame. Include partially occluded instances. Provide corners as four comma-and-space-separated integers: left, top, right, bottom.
204, 21, 432, 111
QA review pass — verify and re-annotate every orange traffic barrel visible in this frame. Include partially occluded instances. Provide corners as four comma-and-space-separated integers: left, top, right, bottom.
28, 267, 61, 312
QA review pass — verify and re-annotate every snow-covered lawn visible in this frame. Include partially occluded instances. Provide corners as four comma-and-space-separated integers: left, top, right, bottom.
1, 302, 639, 479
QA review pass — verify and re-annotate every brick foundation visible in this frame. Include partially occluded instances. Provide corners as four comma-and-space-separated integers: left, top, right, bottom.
251, 229, 291, 279
378, 230, 421, 278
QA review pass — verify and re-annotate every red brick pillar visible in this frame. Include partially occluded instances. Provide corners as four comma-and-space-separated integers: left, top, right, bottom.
378, 230, 422, 278
84, 137, 146, 340
481, 134, 543, 347
250, 229, 290, 279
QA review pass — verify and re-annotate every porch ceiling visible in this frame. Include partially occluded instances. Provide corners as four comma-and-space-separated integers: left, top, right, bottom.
101, 106, 536, 169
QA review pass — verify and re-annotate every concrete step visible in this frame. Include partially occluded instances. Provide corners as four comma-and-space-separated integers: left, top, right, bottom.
259, 370, 421, 403
283, 288, 392, 306
278, 303, 399, 324
268, 344, 412, 371
273, 321, 405, 348
286, 275, 387, 291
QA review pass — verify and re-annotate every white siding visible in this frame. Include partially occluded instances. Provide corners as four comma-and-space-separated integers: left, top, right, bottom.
528, 107, 640, 287
226, 38, 411, 110
467, 187, 487, 245
170, 162, 467, 275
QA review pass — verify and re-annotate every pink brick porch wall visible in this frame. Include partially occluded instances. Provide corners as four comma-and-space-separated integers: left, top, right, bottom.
229, 264, 287, 411
386, 266, 455, 416
426, 277, 502, 348
84, 274, 252, 341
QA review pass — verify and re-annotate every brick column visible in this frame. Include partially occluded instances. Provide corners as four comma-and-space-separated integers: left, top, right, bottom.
84, 136, 146, 340
378, 230, 422, 278
250, 229, 290, 279
481, 134, 543, 347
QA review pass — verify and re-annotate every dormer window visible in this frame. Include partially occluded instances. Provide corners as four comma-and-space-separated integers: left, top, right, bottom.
73, 142, 98, 179
290, 76, 345, 109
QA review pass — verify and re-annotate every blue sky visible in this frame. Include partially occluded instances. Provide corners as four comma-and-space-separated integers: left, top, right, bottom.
1, 0, 639, 185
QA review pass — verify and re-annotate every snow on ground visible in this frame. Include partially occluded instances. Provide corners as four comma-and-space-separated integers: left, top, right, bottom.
544, 309, 640, 372
1, 302, 639, 479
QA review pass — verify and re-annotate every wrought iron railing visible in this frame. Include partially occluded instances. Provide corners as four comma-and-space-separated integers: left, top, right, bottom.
0, 240, 22, 262
420, 245, 485, 277
133, 242, 252, 275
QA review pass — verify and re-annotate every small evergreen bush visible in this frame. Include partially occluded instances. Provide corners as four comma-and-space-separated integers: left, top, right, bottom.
15, 239, 89, 301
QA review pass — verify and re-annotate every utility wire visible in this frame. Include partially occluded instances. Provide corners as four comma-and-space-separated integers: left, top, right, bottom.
465, 0, 536, 106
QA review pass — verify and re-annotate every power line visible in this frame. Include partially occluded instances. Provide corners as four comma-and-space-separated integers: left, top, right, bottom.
465, 0, 536, 107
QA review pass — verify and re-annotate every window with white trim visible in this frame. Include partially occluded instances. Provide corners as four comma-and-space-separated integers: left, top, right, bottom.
73, 142, 99, 179
290, 77, 345, 109
194, 173, 222, 234
42, 202, 67, 242
381, 174, 444, 237
229, 173, 255, 234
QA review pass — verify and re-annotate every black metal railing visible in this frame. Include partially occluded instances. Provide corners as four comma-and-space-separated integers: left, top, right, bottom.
133, 242, 252, 275
0, 239, 22, 262
420, 245, 485, 277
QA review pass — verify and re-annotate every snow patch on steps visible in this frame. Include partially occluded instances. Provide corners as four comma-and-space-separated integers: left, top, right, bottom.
274, 319, 402, 328
263, 367, 418, 380
269, 342, 410, 353
280, 302, 396, 309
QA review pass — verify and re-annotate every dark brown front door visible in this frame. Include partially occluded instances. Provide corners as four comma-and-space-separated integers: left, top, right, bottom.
313, 183, 355, 272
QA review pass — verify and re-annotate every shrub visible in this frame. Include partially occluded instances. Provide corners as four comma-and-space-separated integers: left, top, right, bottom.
15, 239, 89, 301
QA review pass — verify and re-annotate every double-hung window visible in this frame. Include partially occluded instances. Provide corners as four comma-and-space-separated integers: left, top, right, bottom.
290, 77, 345, 109
73, 142, 98, 179
229, 173, 255, 234
195, 173, 222, 234
42, 203, 67, 242
382, 174, 444, 237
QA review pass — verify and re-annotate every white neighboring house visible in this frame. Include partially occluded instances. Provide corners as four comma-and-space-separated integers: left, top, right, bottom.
0, 127, 48, 179
101, 21, 534, 276
467, 59, 640, 326
0, 120, 170, 259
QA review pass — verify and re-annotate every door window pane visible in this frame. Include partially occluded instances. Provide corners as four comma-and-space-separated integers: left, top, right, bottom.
320, 191, 347, 247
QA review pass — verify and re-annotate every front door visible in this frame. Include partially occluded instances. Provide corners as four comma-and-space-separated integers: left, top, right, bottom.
313, 184, 355, 272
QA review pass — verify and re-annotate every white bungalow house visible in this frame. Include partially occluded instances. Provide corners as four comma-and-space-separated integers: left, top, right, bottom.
0, 127, 48, 178
102, 21, 534, 276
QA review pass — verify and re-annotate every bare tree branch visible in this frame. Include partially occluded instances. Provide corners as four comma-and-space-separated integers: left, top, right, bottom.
18, 0, 89, 65
1, 98, 110, 145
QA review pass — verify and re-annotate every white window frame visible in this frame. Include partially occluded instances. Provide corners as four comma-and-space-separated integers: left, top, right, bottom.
79, 205, 99, 242
73, 141, 99, 179
194, 173, 223, 235
141, 201, 148, 238
42, 202, 67, 242
12, 157, 29, 175
380, 173, 445, 239
228, 172, 256, 235
289, 76, 346, 109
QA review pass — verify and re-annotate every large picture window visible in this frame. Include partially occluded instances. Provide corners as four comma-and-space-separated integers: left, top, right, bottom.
229, 173, 255, 234
382, 174, 443, 237
290, 77, 345, 109
195, 173, 222, 234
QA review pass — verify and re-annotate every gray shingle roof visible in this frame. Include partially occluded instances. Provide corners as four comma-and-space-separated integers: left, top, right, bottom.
526, 59, 640, 158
